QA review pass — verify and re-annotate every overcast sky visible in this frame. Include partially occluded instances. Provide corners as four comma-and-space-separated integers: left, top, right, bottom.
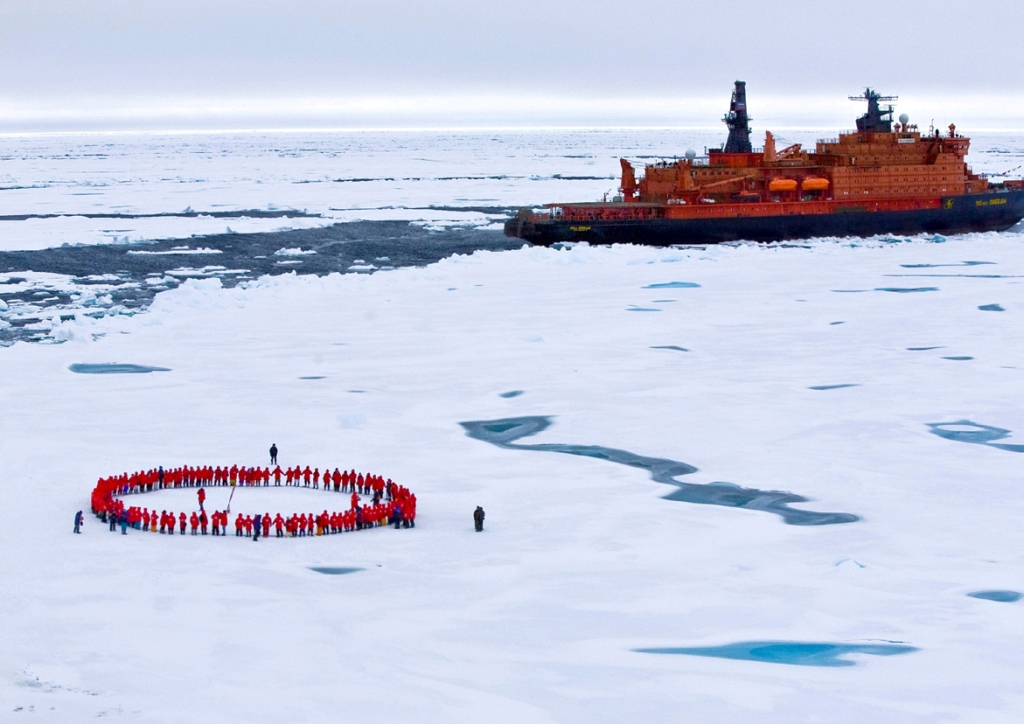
2, 0, 1023, 130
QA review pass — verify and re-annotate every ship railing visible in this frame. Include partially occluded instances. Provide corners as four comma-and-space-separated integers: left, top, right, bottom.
829, 128, 923, 142
818, 130, 871, 144
649, 158, 711, 168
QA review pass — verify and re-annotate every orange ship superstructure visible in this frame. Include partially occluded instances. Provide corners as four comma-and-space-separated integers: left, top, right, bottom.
506, 83, 1024, 245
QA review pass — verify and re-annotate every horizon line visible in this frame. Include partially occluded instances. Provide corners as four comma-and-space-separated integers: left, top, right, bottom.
2, 91, 1021, 124
3, 123, 1024, 138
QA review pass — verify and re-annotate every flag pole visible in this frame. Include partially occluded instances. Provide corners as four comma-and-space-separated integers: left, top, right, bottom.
226, 478, 237, 513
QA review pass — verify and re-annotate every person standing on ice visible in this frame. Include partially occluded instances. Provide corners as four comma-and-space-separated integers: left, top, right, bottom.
253, 513, 262, 542
197, 487, 206, 512
473, 506, 485, 532
74, 510, 83, 534
404, 495, 416, 528
270, 443, 278, 465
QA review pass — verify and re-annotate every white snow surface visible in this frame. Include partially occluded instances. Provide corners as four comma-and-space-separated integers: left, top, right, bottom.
274, 247, 317, 257
2, 233, 1023, 721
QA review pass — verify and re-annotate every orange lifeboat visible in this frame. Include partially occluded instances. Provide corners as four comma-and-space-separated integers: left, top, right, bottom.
768, 178, 797, 192
801, 177, 830, 191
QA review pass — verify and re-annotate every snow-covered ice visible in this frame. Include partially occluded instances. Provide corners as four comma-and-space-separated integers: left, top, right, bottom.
2, 229, 1023, 721
273, 247, 316, 257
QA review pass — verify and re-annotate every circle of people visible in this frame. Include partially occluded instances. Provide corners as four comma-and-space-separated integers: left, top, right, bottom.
88, 464, 417, 539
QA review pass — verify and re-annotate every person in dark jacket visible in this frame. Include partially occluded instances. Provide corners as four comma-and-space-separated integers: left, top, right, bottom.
253, 514, 262, 541
269, 443, 278, 465
473, 506, 485, 532
74, 510, 84, 534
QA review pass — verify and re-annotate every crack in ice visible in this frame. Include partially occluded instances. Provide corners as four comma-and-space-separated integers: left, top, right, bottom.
460, 416, 859, 526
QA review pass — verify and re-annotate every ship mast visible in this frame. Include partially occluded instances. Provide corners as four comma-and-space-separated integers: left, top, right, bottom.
850, 88, 897, 132
723, 80, 753, 153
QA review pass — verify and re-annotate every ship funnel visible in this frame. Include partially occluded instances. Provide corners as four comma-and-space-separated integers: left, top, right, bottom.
723, 81, 753, 153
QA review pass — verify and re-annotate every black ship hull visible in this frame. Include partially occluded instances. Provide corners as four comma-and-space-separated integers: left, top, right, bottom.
507, 190, 1024, 246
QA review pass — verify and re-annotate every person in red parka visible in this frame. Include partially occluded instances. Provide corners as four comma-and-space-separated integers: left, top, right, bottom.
262, 514, 270, 538
235, 514, 244, 537
178, 512, 186, 535
190, 512, 199, 535
199, 510, 209, 535
274, 514, 284, 538
197, 487, 206, 511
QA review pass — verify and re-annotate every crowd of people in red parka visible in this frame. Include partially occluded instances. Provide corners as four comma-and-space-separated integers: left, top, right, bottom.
89, 464, 417, 539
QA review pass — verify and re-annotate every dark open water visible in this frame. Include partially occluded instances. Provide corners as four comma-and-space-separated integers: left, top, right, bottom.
0, 221, 517, 346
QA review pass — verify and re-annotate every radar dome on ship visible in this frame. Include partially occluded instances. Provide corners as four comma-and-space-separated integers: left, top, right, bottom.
684, 149, 696, 160
899, 113, 909, 125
